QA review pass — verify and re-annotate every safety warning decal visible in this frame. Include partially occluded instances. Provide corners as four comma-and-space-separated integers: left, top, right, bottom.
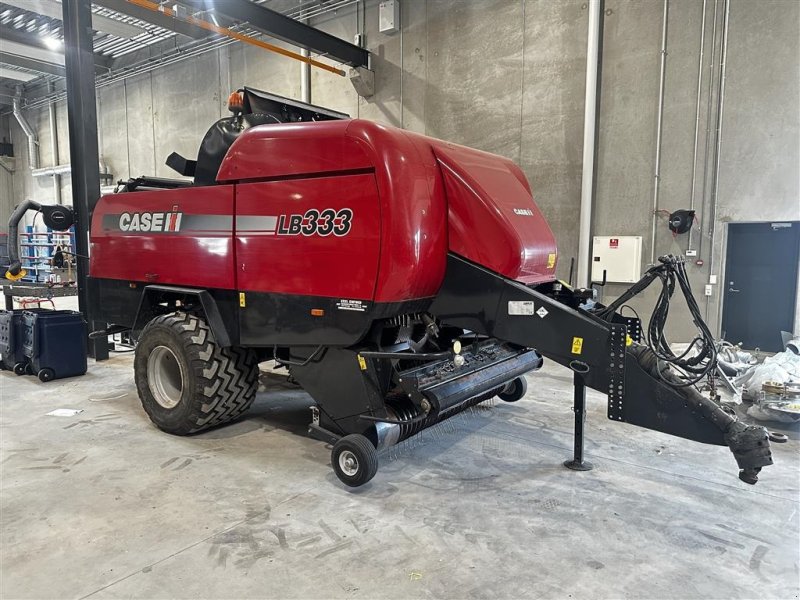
536, 306, 549, 319
336, 299, 367, 312
547, 253, 556, 269
571, 336, 583, 354
239, 292, 246, 308
508, 300, 535, 316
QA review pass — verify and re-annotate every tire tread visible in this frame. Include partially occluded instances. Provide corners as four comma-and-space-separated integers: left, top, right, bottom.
137, 312, 258, 434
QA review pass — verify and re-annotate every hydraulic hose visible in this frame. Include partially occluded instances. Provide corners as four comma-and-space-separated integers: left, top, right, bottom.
598, 255, 718, 386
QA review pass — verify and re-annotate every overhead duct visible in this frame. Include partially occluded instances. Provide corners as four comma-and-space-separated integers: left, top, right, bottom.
12, 91, 38, 170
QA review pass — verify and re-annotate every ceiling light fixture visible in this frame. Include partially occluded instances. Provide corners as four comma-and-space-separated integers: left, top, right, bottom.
42, 36, 62, 50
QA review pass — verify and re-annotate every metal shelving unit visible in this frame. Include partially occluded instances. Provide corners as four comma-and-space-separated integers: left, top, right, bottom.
19, 227, 76, 284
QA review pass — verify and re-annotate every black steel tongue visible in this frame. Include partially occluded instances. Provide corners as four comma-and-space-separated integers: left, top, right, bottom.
724, 421, 774, 485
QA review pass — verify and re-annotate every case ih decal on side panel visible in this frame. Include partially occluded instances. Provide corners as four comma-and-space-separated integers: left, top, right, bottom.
90, 187, 237, 290
118, 207, 183, 232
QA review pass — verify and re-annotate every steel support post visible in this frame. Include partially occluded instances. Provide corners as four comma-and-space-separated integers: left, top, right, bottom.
62, 0, 109, 360
564, 372, 594, 471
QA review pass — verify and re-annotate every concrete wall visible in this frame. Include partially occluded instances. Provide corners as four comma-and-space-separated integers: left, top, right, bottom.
4, 0, 799, 339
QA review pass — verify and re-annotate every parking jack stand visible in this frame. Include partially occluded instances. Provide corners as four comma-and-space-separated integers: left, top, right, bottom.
564, 372, 593, 471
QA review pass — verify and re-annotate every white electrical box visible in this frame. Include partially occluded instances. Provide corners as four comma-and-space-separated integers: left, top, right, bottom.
379, 0, 400, 34
591, 236, 643, 283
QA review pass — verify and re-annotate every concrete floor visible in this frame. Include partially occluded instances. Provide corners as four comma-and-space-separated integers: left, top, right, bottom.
1, 355, 798, 600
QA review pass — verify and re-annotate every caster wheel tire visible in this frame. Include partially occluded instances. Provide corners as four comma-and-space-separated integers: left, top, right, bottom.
24, 363, 35, 376
498, 376, 527, 402
38, 368, 56, 382
13, 363, 26, 376
331, 434, 378, 487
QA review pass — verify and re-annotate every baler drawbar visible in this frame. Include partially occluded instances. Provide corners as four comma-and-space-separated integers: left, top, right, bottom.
7, 87, 772, 488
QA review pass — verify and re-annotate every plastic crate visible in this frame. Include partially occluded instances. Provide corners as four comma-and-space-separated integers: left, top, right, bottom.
21, 310, 87, 382
0, 309, 48, 373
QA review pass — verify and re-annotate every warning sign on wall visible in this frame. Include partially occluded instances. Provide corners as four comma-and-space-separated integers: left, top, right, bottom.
609, 238, 619, 248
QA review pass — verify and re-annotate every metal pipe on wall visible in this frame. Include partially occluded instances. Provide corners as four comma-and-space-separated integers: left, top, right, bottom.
697, 0, 720, 262
47, 81, 62, 205
707, 0, 731, 320
300, 47, 311, 103
12, 90, 38, 170
31, 159, 109, 178
649, 0, 670, 265
576, 0, 602, 288
687, 0, 708, 250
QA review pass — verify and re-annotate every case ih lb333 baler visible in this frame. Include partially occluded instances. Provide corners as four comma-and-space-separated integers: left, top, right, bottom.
18, 88, 775, 487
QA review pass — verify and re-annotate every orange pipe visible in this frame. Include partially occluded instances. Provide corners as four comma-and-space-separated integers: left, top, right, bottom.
125, 0, 346, 76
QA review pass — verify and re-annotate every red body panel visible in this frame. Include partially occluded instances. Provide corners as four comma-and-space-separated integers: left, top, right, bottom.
236, 174, 381, 299
91, 118, 557, 307
217, 121, 372, 182
430, 141, 557, 283
90, 187, 236, 290
344, 121, 448, 302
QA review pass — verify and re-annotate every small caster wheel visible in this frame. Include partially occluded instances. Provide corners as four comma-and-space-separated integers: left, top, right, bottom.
498, 376, 527, 402
331, 434, 378, 487
13, 362, 26, 376
38, 368, 55, 382
24, 363, 35, 376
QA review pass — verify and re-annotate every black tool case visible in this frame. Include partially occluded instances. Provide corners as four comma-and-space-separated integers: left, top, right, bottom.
21, 310, 87, 382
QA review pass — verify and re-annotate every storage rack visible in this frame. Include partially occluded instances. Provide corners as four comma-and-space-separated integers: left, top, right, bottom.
19, 226, 76, 284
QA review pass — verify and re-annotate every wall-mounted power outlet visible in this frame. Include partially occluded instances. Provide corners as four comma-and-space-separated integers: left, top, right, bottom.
709, 274, 717, 285
686, 249, 697, 257
704, 284, 713, 296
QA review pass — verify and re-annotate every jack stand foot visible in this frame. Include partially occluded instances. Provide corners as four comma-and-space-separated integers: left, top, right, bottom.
563, 459, 594, 471
564, 372, 594, 471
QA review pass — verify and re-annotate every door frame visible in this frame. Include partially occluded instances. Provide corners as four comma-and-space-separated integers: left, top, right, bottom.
718, 220, 800, 343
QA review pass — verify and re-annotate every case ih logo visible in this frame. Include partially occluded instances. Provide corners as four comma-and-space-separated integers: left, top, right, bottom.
513, 208, 534, 216
119, 207, 182, 232
278, 208, 353, 237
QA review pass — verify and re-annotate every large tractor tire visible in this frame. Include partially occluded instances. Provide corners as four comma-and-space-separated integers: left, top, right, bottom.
134, 312, 258, 435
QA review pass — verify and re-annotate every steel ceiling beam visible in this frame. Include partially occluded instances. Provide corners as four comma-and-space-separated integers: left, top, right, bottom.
0, 51, 66, 77
92, 0, 209, 40
176, 0, 369, 68
2, 0, 144, 38
0, 25, 113, 71
0, 66, 39, 82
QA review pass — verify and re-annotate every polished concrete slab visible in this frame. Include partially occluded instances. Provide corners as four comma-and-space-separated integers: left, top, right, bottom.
1, 355, 798, 599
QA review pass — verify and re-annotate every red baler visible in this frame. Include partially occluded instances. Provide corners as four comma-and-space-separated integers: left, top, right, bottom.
13, 88, 773, 487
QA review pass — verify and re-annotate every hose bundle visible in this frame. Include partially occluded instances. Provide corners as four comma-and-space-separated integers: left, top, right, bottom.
597, 255, 717, 387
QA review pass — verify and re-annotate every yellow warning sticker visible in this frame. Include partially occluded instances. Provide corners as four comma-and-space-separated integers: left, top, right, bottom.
626, 334, 633, 346
547, 253, 556, 269
571, 337, 583, 355
357, 355, 367, 371
239, 292, 246, 308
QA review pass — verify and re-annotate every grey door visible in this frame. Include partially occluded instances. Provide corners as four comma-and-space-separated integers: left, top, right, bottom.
721, 222, 800, 351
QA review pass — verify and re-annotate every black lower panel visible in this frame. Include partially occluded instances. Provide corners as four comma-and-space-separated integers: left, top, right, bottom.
239, 292, 432, 347
89, 278, 239, 344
